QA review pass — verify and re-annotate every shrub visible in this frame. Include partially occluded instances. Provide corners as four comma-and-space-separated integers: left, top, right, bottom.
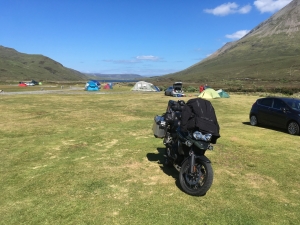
158, 86, 166, 91
185, 86, 197, 92
281, 88, 294, 95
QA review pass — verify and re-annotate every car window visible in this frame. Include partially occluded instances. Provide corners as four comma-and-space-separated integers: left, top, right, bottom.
273, 99, 286, 110
284, 98, 300, 110
259, 98, 273, 107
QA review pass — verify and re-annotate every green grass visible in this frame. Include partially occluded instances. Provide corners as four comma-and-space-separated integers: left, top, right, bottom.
0, 88, 300, 224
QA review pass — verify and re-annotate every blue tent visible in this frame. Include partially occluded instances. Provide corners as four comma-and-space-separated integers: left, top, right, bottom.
90, 80, 101, 87
85, 81, 99, 91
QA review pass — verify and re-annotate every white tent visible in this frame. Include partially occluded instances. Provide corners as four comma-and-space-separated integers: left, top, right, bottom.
131, 81, 159, 92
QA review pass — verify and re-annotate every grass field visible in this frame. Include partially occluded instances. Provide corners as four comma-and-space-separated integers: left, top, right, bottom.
1, 87, 299, 224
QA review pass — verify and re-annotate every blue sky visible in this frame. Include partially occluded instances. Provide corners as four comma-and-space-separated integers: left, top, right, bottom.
0, 0, 292, 76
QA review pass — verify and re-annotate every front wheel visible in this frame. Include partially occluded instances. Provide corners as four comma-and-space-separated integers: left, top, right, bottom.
250, 115, 258, 126
179, 158, 213, 196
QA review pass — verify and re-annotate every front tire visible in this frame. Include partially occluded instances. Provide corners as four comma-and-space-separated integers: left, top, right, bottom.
287, 121, 300, 135
179, 159, 213, 196
250, 115, 258, 126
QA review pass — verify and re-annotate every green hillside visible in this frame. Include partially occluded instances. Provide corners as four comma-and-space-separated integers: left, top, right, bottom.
161, 34, 300, 82
156, 0, 300, 85
0, 46, 88, 82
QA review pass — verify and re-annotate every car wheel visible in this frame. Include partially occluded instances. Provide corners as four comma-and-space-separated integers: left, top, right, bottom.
165, 92, 167, 96
250, 115, 258, 126
287, 121, 300, 135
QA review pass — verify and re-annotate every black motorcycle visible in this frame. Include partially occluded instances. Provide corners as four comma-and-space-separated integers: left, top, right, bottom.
153, 99, 219, 196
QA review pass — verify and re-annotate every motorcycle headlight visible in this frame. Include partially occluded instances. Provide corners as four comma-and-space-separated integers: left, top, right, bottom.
203, 133, 212, 141
193, 131, 212, 141
193, 131, 202, 140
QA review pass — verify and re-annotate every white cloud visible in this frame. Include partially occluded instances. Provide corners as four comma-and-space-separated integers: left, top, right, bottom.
136, 55, 160, 61
225, 30, 250, 39
204, 2, 252, 16
254, 0, 292, 13
238, 5, 252, 14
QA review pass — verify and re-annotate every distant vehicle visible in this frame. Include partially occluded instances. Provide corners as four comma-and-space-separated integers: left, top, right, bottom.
31, 80, 39, 85
25, 82, 35, 86
19, 80, 39, 86
164, 82, 185, 96
249, 97, 300, 135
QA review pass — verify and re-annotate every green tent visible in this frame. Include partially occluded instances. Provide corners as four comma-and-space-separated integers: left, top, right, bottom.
216, 89, 230, 98
198, 88, 220, 99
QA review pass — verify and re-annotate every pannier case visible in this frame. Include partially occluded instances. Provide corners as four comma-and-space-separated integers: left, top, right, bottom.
152, 115, 165, 138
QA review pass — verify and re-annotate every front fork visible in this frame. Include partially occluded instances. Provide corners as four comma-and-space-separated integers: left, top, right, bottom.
189, 150, 195, 173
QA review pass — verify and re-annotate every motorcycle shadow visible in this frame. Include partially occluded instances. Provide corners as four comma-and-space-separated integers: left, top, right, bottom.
146, 147, 184, 193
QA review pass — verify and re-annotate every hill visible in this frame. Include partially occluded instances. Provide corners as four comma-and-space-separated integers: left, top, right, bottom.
157, 0, 300, 85
0, 46, 88, 82
85, 73, 145, 81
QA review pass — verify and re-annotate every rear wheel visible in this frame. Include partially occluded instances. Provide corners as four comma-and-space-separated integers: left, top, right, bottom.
250, 115, 258, 126
179, 159, 213, 196
287, 121, 300, 135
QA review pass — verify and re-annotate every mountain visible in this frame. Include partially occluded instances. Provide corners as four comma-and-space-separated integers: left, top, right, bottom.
85, 73, 145, 80
0, 46, 88, 82
159, 0, 300, 83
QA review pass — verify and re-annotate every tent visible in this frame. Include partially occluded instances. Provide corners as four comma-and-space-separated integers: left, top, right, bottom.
216, 89, 230, 98
85, 80, 99, 91
198, 88, 220, 99
90, 80, 100, 87
131, 81, 159, 92
103, 83, 113, 89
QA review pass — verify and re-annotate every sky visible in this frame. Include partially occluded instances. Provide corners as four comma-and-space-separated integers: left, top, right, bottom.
0, 0, 293, 76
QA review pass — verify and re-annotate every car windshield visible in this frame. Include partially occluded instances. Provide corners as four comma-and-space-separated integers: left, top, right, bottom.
284, 98, 300, 110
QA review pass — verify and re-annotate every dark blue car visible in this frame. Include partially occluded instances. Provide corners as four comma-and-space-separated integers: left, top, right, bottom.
249, 97, 300, 135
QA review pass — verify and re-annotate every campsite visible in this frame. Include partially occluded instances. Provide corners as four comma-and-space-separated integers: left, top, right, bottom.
1, 87, 299, 224
1, 0, 300, 223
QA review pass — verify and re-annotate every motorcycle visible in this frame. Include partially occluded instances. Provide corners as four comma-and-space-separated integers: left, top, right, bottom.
153, 99, 218, 196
